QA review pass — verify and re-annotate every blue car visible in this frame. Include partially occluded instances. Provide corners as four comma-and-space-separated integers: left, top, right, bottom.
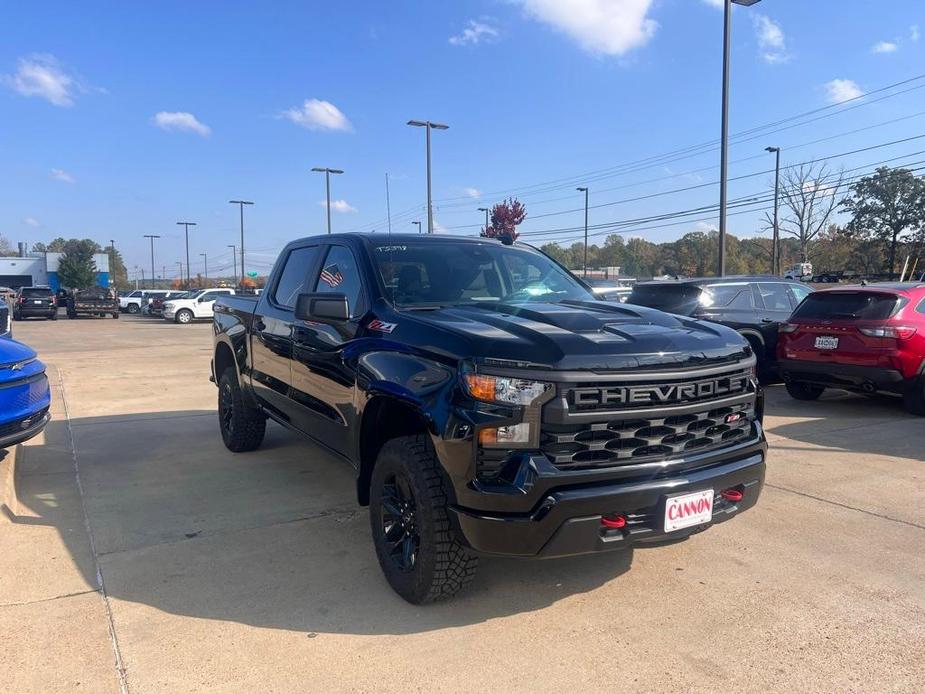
0, 337, 51, 449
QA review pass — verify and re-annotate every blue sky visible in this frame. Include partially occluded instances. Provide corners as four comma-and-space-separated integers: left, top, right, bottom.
2, 0, 924, 280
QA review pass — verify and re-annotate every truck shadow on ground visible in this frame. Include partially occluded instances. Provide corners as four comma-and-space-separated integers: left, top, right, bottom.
9, 411, 638, 636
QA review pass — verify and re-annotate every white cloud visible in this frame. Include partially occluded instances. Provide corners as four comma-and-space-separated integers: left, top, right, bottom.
23, 217, 40, 227
911, 25, 920, 42
152, 111, 211, 137
694, 221, 718, 233
281, 99, 352, 132
752, 14, 789, 63
700, 0, 723, 8
463, 187, 482, 199
824, 78, 864, 104
319, 199, 357, 214
50, 168, 75, 184
2, 54, 86, 107
514, 0, 658, 57
872, 40, 898, 54
449, 19, 500, 46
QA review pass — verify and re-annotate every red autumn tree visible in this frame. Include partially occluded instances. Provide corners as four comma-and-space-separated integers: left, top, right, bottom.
481, 197, 527, 241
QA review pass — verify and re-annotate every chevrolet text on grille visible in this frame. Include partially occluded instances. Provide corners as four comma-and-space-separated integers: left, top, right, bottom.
571, 375, 750, 407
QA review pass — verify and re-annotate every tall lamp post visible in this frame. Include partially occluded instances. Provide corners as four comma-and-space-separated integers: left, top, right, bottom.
718, 0, 762, 277
176, 221, 196, 287
765, 146, 781, 276
228, 200, 253, 288
143, 234, 160, 290
311, 168, 343, 234
577, 187, 590, 278
478, 207, 490, 233
407, 119, 448, 233
200, 253, 208, 287
412, 221, 422, 234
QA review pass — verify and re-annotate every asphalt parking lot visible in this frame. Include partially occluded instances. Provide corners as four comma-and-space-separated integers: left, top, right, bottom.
2, 315, 924, 693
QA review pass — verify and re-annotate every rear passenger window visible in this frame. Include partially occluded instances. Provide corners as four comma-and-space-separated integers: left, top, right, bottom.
273, 246, 319, 308
703, 284, 752, 308
757, 283, 793, 311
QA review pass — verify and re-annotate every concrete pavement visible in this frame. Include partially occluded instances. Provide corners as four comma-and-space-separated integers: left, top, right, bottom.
2, 315, 923, 693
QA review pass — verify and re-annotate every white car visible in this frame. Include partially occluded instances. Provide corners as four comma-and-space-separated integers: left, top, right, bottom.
163, 288, 235, 324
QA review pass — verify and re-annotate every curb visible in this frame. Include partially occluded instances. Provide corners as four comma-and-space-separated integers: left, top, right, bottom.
0, 443, 21, 517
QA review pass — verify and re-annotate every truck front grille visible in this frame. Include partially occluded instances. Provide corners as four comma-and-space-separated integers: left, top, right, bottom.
541, 403, 755, 470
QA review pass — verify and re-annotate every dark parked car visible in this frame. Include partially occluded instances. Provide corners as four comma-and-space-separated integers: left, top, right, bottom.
12, 286, 58, 321
627, 276, 813, 378
66, 286, 120, 319
0, 337, 51, 449
212, 234, 766, 603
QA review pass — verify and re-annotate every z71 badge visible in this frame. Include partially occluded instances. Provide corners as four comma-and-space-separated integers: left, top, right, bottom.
367, 319, 397, 333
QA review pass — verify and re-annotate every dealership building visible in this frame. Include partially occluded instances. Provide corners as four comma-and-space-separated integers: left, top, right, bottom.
0, 247, 111, 291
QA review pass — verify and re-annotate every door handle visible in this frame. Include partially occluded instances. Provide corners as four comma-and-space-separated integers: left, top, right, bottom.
761, 318, 775, 324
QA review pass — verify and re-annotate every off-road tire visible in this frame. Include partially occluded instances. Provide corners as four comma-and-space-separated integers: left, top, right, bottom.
902, 377, 925, 416
218, 368, 266, 452
786, 381, 824, 401
112, 312, 119, 319
127, 303, 140, 314
175, 309, 193, 324
369, 435, 478, 604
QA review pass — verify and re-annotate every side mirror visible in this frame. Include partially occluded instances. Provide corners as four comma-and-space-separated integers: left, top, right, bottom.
295, 293, 349, 322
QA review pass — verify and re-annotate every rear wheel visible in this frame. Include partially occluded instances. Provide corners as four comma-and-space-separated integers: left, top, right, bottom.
67, 311, 77, 319
369, 435, 478, 604
175, 309, 193, 324
902, 377, 925, 416
112, 312, 119, 319
49, 312, 57, 321
217, 369, 266, 452
786, 381, 824, 401
127, 303, 140, 314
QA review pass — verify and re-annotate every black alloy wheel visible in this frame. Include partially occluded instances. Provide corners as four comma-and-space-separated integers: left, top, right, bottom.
379, 472, 419, 572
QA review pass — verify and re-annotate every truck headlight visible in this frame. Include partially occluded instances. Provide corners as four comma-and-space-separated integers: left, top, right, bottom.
463, 373, 551, 406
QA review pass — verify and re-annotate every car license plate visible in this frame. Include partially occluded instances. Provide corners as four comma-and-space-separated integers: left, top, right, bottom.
814, 336, 838, 350
33, 300, 42, 305
664, 489, 714, 532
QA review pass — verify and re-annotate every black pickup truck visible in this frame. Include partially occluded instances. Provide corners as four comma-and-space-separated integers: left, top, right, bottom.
213, 234, 767, 603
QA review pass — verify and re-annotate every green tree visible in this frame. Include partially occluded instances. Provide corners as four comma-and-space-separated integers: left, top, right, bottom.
841, 166, 925, 276
57, 239, 100, 289
103, 244, 129, 290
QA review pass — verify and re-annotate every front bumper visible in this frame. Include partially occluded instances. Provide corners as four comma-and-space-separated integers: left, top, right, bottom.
0, 409, 51, 449
449, 449, 765, 558
16, 307, 56, 317
778, 359, 907, 394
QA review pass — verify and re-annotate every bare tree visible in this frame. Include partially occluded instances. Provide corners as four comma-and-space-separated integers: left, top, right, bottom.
771, 163, 845, 262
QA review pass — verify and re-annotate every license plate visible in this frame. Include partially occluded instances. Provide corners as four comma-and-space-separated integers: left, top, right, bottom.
664, 489, 714, 532
814, 336, 838, 350
33, 300, 42, 304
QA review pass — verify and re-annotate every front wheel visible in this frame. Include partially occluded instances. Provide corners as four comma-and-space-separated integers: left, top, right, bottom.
369, 435, 478, 604
175, 309, 193, 324
218, 369, 266, 452
903, 377, 925, 416
786, 381, 824, 401
112, 312, 119, 319
126, 303, 140, 314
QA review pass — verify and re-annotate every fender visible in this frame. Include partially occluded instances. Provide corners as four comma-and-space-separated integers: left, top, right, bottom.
737, 328, 765, 346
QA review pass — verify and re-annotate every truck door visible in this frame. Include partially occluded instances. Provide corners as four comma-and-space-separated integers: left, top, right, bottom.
289, 244, 367, 457
250, 245, 321, 419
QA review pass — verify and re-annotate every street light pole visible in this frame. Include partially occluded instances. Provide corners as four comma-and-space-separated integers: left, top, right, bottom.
176, 221, 196, 287
478, 207, 490, 233
143, 235, 160, 290
577, 187, 590, 278
407, 120, 449, 233
718, 0, 762, 277
766, 146, 781, 276
311, 168, 344, 234
412, 221, 422, 234
200, 253, 208, 287
228, 200, 253, 288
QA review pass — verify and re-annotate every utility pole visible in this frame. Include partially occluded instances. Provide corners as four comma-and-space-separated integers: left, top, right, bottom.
311, 168, 344, 234
200, 253, 208, 287
577, 187, 590, 278
176, 261, 183, 287
478, 207, 490, 233
228, 245, 237, 283
176, 221, 196, 287
718, 0, 763, 276
766, 146, 782, 275
385, 173, 393, 235
412, 221, 422, 234
143, 234, 160, 290
229, 200, 254, 288
407, 119, 449, 233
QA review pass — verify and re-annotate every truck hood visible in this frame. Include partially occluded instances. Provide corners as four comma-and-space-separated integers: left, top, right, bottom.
396, 300, 750, 372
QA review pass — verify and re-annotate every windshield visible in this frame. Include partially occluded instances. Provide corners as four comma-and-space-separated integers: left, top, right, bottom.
627, 284, 702, 314
369, 240, 593, 308
21, 287, 54, 297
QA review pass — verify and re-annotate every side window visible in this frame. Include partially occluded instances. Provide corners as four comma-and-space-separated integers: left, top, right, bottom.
789, 284, 812, 308
273, 246, 319, 308
757, 283, 793, 311
916, 297, 925, 316
704, 284, 752, 309
199, 291, 221, 303
313, 246, 366, 318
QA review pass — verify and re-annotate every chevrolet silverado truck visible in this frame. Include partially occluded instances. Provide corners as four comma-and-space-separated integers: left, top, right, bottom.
212, 234, 767, 603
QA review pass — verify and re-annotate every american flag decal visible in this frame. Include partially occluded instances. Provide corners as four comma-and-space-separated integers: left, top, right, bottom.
320, 264, 343, 288
367, 319, 397, 333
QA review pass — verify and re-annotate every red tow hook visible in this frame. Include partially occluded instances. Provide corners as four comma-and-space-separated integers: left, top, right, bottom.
601, 514, 626, 529
720, 488, 744, 502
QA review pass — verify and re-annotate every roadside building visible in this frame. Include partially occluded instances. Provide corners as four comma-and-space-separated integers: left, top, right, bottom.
0, 246, 111, 291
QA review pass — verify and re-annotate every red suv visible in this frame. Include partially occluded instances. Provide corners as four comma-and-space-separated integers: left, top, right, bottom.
777, 283, 925, 415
